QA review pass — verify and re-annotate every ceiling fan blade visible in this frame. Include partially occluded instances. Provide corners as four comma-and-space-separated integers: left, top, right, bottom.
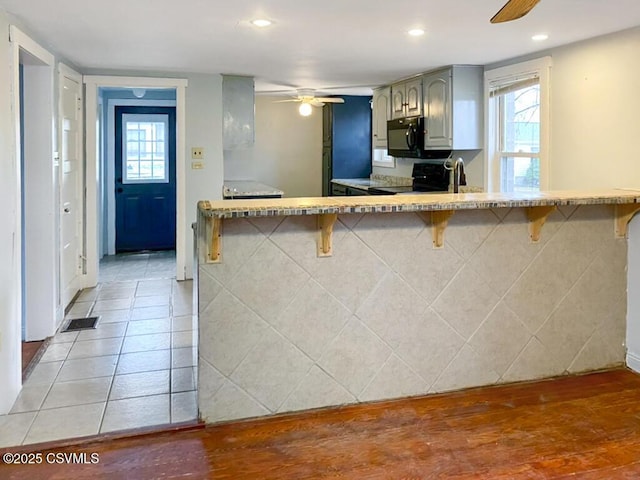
316, 97, 345, 104
490, 0, 540, 24
310, 99, 325, 107
273, 98, 301, 103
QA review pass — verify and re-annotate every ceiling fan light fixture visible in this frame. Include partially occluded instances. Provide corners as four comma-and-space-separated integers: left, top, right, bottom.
298, 102, 313, 117
532, 33, 549, 41
251, 18, 272, 28
408, 28, 425, 37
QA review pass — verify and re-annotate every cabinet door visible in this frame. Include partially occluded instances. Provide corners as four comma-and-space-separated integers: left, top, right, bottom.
372, 87, 390, 148
391, 84, 406, 119
423, 70, 452, 148
347, 187, 369, 196
330, 183, 346, 196
405, 78, 423, 117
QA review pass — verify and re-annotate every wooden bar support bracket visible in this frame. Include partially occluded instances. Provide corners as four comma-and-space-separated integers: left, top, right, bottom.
418, 210, 455, 248
317, 213, 338, 257
527, 205, 556, 242
615, 203, 640, 238
208, 217, 222, 263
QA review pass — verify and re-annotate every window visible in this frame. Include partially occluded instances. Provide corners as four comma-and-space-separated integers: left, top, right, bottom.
486, 58, 551, 193
122, 113, 169, 183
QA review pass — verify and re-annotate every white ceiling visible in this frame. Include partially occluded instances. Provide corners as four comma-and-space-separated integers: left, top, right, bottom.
2, 0, 640, 95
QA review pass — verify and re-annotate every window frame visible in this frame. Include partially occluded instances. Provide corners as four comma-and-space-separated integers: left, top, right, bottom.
121, 113, 170, 184
485, 57, 552, 193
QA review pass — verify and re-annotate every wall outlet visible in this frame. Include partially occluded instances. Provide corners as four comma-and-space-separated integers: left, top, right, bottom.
191, 147, 204, 159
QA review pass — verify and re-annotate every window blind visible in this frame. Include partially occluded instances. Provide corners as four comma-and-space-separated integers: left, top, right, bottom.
489, 75, 539, 98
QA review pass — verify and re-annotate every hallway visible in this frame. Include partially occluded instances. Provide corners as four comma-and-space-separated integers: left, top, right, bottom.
0, 251, 197, 447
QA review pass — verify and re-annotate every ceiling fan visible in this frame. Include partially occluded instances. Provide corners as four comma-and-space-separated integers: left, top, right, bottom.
275, 89, 345, 116
491, 0, 540, 23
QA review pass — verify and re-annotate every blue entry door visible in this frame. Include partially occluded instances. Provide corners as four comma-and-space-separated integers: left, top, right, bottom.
115, 106, 176, 252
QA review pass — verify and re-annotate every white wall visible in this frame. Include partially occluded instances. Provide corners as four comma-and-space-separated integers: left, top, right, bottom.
487, 26, 640, 190
549, 27, 640, 189
223, 95, 322, 198
184, 73, 224, 277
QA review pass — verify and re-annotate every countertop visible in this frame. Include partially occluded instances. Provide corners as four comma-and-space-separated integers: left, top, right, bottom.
199, 189, 640, 218
331, 178, 400, 189
331, 177, 483, 194
222, 180, 284, 198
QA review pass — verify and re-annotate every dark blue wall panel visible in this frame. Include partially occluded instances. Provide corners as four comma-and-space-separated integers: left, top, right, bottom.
331, 96, 372, 179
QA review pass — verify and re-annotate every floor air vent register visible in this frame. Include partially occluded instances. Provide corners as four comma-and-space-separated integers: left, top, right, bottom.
62, 316, 100, 332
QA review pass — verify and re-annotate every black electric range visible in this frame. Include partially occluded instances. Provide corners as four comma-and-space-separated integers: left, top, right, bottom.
368, 160, 450, 195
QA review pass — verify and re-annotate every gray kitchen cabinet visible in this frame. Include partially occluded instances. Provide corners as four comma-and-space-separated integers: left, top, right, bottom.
372, 86, 390, 149
391, 77, 422, 119
423, 66, 483, 150
346, 186, 370, 196
330, 183, 347, 196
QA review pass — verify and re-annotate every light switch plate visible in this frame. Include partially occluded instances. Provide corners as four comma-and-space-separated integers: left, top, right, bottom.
191, 161, 204, 169
191, 147, 204, 159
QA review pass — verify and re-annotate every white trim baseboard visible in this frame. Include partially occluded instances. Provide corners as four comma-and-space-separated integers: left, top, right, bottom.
626, 351, 640, 373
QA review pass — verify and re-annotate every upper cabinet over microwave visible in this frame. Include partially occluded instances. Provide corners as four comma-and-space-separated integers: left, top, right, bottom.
391, 77, 422, 119
372, 65, 483, 154
422, 65, 483, 150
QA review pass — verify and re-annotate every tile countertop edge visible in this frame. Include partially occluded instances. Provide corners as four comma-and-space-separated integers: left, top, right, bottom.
198, 189, 640, 218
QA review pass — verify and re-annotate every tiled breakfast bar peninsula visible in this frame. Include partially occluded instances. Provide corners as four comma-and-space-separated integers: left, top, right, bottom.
195, 190, 640, 423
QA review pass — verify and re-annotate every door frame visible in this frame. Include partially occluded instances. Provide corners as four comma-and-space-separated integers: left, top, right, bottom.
84, 76, 188, 284
58, 63, 84, 310
106, 98, 176, 255
11, 27, 57, 339
2, 26, 55, 414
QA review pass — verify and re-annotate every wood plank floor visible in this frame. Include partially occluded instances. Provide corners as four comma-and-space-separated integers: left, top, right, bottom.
21, 340, 45, 381
3, 368, 640, 479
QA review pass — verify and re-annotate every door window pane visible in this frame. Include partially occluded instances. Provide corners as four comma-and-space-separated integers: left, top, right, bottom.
122, 114, 169, 183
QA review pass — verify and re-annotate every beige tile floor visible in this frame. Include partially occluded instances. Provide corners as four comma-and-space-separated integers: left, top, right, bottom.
0, 251, 198, 448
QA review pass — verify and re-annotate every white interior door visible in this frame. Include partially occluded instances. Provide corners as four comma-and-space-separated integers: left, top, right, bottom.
60, 65, 84, 308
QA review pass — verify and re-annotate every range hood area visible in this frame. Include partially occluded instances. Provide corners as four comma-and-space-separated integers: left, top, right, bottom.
222, 75, 255, 150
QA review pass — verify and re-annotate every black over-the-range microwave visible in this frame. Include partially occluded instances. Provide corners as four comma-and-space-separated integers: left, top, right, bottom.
387, 116, 450, 159
387, 116, 426, 158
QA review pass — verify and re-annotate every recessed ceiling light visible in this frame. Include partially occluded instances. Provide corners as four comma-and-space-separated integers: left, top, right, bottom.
251, 19, 272, 28
532, 33, 549, 41
408, 29, 425, 37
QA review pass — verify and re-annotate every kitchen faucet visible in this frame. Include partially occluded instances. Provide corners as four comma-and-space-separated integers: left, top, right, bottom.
445, 158, 466, 193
